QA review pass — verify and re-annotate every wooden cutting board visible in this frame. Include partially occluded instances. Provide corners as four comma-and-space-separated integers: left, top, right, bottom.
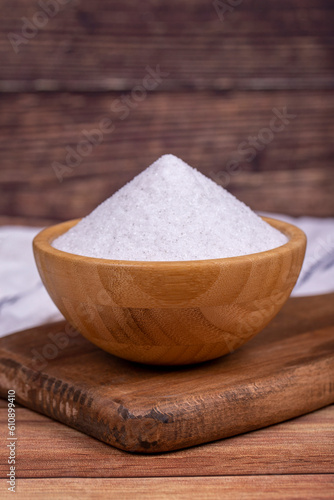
0, 294, 333, 453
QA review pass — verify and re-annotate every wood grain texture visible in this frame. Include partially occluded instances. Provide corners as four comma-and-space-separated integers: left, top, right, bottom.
0, 293, 332, 453
1, 476, 334, 500
0, 215, 58, 227
0, 403, 333, 478
1, 0, 333, 91
33, 217, 306, 365
1, 91, 333, 220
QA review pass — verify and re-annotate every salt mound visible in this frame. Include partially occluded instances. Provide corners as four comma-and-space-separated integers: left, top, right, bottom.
52, 154, 287, 261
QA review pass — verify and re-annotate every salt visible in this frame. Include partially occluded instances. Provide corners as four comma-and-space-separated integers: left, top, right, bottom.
52, 154, 287, 261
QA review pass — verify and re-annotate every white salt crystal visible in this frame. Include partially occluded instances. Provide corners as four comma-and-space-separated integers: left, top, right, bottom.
52, 154, 287, 261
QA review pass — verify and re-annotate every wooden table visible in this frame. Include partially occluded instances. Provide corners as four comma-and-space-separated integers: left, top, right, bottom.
1, 397, 333, 499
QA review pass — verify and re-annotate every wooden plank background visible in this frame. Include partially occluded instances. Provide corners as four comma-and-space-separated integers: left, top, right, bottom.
0, 0, 333, 222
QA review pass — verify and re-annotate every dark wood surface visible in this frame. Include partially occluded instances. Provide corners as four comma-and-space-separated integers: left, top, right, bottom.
1, 91, 333, 221
1, 0, 333, 91
0, 0, 333, 222
0, 293, 333, 454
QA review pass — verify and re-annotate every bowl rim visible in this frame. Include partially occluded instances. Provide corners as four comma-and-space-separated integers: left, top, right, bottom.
33, 216, 307, 269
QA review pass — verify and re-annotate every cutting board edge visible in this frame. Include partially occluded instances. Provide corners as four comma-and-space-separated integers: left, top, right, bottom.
0, 349, 333, 453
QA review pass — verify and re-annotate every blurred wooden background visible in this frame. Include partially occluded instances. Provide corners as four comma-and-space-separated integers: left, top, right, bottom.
0, 0, 333, 224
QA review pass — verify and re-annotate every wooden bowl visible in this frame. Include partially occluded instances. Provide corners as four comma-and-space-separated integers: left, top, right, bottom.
33, 217, 306, 365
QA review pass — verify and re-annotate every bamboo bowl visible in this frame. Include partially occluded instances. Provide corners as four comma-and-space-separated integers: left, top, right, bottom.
33, 217, 306, 365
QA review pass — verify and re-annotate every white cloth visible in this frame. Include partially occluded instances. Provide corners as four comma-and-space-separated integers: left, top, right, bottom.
0, 227, 62, 337
260, 213, 334, 297
0, 215, 334, 337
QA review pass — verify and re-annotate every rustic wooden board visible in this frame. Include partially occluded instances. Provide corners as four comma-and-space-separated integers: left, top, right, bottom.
1, 0, 333, 91
1, 91, 334, 221
0, 294, 333, 453
0, 403, 332, 477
